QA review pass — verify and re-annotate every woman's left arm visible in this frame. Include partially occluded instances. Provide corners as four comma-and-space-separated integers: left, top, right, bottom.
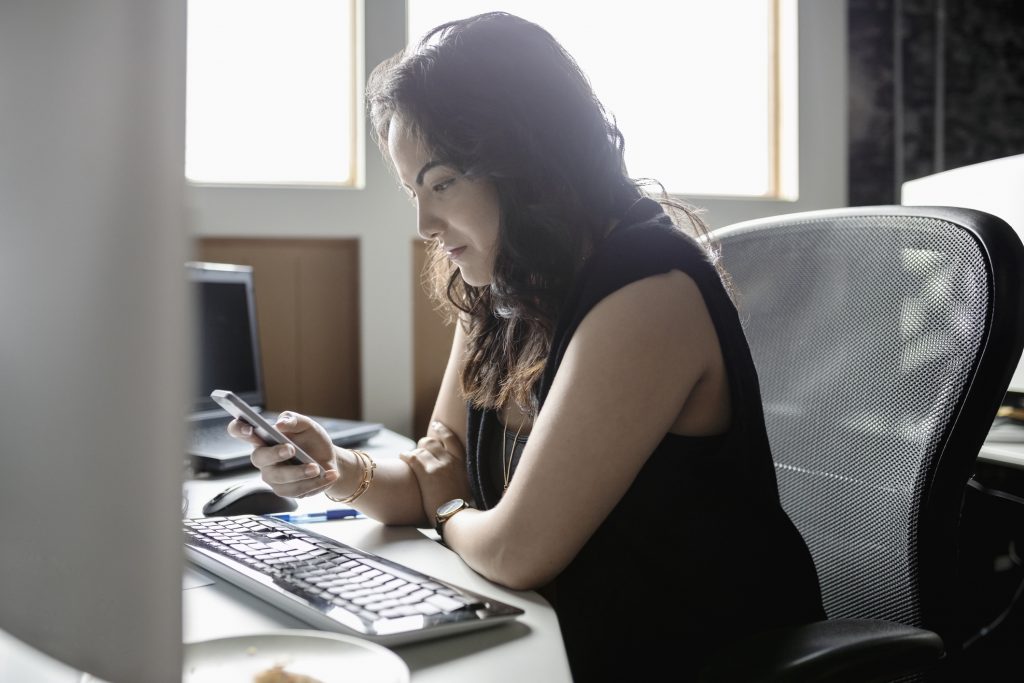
442, 269, 726, 590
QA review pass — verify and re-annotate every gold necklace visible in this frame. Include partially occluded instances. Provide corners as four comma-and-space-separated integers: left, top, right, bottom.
501, 418, 525, 493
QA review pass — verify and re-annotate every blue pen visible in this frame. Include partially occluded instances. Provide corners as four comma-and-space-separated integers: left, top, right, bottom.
269, 509, 364, 523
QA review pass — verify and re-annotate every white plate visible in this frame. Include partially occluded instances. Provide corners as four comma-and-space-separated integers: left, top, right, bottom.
184, 631, 410, 683
82, 630, 410, 683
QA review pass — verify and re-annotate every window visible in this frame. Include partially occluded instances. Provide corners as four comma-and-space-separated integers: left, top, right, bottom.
186, 0, 360, 186
407, 1, 796, 199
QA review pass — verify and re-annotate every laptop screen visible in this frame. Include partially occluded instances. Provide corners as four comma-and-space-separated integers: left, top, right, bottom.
187, 262, 264, 415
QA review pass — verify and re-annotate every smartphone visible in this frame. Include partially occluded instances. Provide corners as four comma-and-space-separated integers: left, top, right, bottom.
210, 389, 324, 475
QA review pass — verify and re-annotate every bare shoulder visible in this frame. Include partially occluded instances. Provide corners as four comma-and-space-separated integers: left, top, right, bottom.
610, 268, 705, 308
561, 268, 728, 432
571, 269, 718, 358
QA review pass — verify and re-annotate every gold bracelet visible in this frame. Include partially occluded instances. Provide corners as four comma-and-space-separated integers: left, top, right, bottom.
325, 449, 376, 504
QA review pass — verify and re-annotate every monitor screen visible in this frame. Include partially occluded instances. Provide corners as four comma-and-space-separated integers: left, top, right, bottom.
188, 262, 264, 413
901, 154, 1024, 395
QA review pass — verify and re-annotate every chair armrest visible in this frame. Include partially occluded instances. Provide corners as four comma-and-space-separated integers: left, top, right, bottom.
697, 618, 945, 683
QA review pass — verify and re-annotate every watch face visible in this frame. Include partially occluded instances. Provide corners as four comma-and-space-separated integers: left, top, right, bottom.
437, 498, 466, 517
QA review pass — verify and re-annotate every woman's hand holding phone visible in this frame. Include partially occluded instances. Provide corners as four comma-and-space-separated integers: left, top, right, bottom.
216, 390, 341, 499
233, 412, 340, 498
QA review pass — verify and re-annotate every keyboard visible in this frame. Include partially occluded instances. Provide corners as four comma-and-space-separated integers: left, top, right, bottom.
183, 515, 524, 645
188, 419, 237, 452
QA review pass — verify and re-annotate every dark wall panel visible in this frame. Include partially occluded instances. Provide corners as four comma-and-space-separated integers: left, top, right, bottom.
848, 0, 1024, 205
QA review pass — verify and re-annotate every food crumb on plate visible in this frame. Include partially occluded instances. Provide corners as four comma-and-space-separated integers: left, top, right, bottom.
252, 663, 324, 683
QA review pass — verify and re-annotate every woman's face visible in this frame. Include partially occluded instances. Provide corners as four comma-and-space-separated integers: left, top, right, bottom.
387, 116, 501, 287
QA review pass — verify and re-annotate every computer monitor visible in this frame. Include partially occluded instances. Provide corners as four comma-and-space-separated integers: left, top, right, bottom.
0, 3, 185, 682
187, 262, 264, 414
901, 154, 1024, 397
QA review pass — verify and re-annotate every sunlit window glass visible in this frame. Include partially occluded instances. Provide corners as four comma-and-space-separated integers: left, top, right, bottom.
408, 0, 789, 198
186, 0, 357, 186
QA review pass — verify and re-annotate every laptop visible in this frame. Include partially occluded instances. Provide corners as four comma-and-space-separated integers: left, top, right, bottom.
186, 261, 381, 473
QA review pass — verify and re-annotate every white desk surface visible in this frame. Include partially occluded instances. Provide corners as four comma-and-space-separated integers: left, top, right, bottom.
979, 440, 1024, 470
0, 429, 572, 683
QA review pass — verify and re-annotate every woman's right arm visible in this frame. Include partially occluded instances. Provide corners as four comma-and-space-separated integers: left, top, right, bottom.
230, 322, 470, 528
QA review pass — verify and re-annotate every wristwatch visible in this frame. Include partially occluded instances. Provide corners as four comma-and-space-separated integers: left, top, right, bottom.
434, 497, 471, 541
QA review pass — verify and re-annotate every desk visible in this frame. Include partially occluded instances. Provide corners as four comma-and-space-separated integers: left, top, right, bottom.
979, 440, 1024, 470
0, 429, 572, 683
183, 429, 573, 683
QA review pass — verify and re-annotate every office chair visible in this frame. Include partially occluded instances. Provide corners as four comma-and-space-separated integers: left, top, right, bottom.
697, 206, 1024, 682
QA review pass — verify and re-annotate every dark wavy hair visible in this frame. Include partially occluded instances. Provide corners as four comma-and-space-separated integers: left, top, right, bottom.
367, 11, 714, 414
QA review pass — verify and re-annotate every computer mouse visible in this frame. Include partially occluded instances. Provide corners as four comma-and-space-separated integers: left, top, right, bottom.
202, 481, 299, 517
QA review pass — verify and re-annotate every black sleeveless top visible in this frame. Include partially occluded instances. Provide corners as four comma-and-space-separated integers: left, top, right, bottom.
465, 199, 825, 681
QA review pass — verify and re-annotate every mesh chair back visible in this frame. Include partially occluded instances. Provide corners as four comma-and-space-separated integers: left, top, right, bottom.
712, 206, 1024, 643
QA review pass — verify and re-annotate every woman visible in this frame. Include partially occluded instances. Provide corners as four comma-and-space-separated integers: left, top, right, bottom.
230, 12, 824, 680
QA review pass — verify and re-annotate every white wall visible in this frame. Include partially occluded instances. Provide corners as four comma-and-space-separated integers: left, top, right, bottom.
188, 0, 849, 438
